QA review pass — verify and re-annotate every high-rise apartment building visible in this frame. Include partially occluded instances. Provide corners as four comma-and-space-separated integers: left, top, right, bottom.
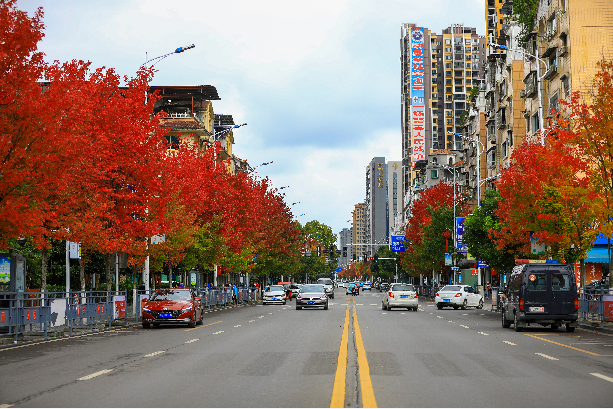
338, 227, 353, 267
387, 160, 403, 235
352, 203, 367, 261
401, 24, 486, 219
366, 157, 388, 257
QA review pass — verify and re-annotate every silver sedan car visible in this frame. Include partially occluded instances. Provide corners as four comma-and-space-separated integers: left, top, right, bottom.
262, 285, 287, 305
296, 284, 329, 310
382, 283, 418, 311
435, 285, 483, 310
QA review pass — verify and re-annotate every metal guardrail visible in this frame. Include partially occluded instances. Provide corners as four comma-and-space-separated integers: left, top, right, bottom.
0, 290, 128, 342
579, 288, 611, 328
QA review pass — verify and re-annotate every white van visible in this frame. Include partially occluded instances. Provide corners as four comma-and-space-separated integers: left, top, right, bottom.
316, 278, 335, 299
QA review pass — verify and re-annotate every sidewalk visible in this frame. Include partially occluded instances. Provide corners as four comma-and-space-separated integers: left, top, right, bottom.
0, 300, 258, 347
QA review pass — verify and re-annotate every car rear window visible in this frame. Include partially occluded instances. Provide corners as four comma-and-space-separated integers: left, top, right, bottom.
440, 285, 462, 292
526, 272, 547, 291
317, 279, 333, 285
266, 286, 284, 292
392, 284, 414, 291
301, 285, 324, 292
551, 273, 570, 291
151, 290, 191, 301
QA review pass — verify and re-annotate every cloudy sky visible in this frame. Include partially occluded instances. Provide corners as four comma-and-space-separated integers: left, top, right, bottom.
19, 0, 485, 240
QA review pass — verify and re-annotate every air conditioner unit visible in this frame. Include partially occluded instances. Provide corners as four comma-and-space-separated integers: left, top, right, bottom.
520, 90, 525, 98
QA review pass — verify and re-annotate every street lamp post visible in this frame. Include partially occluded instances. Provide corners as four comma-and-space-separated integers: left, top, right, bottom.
141, 45, 195, 293
488, 43, 547, 145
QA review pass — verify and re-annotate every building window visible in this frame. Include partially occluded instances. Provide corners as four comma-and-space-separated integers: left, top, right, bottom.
531, 112, 540, 133
446, 63, 452, 69
431, 169, 439, 179
549, 91, 559, 115
445, 39, 451, 45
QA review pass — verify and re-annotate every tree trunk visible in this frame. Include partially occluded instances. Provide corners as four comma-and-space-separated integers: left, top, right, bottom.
105, 253, 111, 291
41, 247, 48, 293
580, 258, 586, 289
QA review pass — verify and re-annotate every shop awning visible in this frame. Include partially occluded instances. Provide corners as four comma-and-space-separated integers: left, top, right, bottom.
585, 247, 611, 263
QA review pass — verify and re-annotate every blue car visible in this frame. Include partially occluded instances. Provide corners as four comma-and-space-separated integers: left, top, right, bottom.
345, 283, 358, 296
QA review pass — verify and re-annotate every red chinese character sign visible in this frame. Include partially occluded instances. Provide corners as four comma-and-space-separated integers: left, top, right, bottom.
410, 28, 425, 163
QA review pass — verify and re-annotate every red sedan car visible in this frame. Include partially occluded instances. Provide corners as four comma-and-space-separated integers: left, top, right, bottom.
141, 289, 203, 329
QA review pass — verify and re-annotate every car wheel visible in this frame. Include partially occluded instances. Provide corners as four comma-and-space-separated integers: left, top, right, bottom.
382, 302, 386, 310
188, 313, 196, 328
142, 322, 150, 329
386, 304, 392, 311
197, 312, 203, 325
324, 302, 329, 310
296, 305, 302, 310
437, 304, 443, 310
477, 299, 483, 309
551, 324, 559, 330
514, 312, 522, 332
153, 323, 160, 327
453, 305, 458, 310
502, 309, 511, 328
283, 300, 286, 305
414, 307, 418, 311
566, 324, 576, 332
461, 299, 468, 310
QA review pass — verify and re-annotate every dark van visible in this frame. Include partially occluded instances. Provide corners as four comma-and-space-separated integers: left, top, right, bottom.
502, 263, 578, 332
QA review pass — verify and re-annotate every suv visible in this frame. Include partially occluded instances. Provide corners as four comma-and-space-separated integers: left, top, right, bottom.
502, 263, 578, 332
316, 278, 335, 299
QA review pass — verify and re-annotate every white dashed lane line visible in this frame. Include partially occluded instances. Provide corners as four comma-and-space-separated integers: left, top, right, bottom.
592, 373, 613, 383
78, 369, 113, 381
234, 325, 241, 327
535, 353, 559, 361
213, 331, 224, 335
478, 332, 489, 336
144, 351, 165, 358
185, 339, 199, 344
503, 341, 517, 345
460, 325, 470, 329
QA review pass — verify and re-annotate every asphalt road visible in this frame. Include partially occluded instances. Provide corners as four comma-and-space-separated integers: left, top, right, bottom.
1, 290, 612, 407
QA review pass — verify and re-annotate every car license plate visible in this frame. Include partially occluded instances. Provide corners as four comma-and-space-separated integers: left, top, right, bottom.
271, 297, 277, 300
307, 301, 315, 305
443, 299, 451, 302
530, 306, 544, 312
159, 312, 172, 318
400, 295, 408, 298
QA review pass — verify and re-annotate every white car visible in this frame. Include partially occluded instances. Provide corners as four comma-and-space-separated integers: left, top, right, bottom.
262, 285, 286, 305
382, 283, 418, 311
338, 282, 345, 288
435, 285, 483, 310
363, 282, 372, 290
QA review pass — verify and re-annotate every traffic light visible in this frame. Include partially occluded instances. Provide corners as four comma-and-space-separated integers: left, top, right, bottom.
352, 253, 356, 261
330, 249, 335, 258
363, 253, 367, 261
343, 246, 347, 257
374, 254, 378, 262
317, 246, 321, 257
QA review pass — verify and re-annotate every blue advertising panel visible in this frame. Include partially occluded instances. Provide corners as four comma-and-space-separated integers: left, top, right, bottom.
410, 27, 426, 163
456, 217, 467, 254
391, 235, 406, 253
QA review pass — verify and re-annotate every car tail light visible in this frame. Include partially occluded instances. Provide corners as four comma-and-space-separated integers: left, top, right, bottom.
435, 292, 439, 297
455, 293, 462, 297
574, 298, 579, 310
519, 298, 524, 311
389, 291, 394, 298
414, 293, 418, 298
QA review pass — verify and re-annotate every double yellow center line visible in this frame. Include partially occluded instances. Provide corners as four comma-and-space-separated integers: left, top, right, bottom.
330, 306, 377, 408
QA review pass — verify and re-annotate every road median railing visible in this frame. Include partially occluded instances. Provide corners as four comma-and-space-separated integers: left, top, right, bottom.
579, 288, 612, 329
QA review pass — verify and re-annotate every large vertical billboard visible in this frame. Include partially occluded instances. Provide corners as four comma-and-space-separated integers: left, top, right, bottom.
410, 28, 425, 164
456, 217, 467, 254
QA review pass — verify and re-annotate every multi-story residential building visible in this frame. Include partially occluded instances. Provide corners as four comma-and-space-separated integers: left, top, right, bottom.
352, 203, 367, 261
387, 160, 403, 235
401, 24, 486, 221
338, 227, 353, 267
480, 0, 613, 189
366, 157, 388, 257
151, 85, 249, 173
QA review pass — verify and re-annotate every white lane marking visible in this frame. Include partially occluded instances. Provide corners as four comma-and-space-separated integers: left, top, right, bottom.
249, 320, 255, 322
268, 312, 273, 315
430, 313, 433, 315
213, 331, 224, 335
356, 304, 363, 305
437, 316, 443, 319
460, 325, 469, 329
382, 313, 387, 315
448, 321, 454, 323
503, 341, 517, 345
0, 404, 14, 408
462, 314, 468, 316
591, 373, 613, 383
370, 304, 378, 306
480, 314, 486, 316
341, 304, 349, 306
144, 351, 165, 358
478, 332, 489, 336
535, 353, 559, 360
78, 369, 113, 381
258, 316, 264, 318
185, 339, 199, 344
401, 312, 406, 315
234, 325, 241, 327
